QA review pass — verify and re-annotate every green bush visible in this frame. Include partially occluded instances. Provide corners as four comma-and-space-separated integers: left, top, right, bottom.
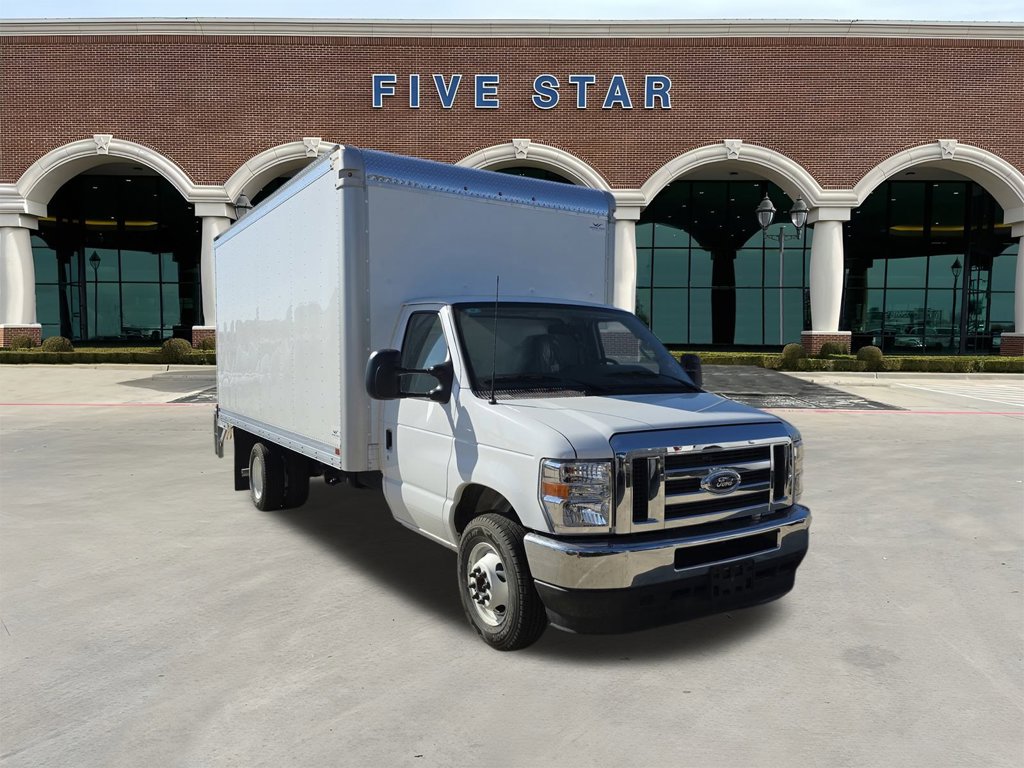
817, 341, 848, 358
781, 343, 805, 364
796, 358, 833, 371
978, 358, 1024, 373
832, 359, 868, 372
856, 345, 884, 370
41, 336, 75, 352
160, 337, 193, 363
880, 358, 903, 371
197, 336, 216, 351
9, 335, 35, 349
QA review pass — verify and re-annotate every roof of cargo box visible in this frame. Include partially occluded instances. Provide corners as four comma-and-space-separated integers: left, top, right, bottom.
356, 147, 614, 217
217, 145, 614, 246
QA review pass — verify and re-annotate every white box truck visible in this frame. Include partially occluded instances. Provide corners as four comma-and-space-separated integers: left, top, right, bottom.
213, 146, 810, 651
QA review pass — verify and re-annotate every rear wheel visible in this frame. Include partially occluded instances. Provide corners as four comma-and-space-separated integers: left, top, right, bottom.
249, 442, 286, 511
458, 513, 547, 651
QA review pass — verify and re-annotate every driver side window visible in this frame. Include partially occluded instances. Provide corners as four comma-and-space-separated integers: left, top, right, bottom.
400, 312, 449, 396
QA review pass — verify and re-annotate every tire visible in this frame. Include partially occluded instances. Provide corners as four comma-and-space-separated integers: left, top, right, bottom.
282, 451, 311, 509
249, 442, 286, 511
458, 513, 547, 651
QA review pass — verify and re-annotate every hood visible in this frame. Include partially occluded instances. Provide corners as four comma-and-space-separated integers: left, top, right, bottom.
492, 391, 780, 456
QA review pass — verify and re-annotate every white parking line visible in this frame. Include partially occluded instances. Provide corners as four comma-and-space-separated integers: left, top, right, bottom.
895, 382, 1024, 408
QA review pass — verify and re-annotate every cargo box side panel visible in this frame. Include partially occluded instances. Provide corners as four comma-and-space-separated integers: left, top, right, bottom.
365, 185, 613, 352
215, 168, 345, 458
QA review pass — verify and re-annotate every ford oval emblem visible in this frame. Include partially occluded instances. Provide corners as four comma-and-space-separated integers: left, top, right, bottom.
701, 468, 742, 495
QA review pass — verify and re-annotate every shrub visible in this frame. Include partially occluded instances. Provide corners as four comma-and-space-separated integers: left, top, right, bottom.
832, 359, 868, 372
41, 336, 75, 352
979, 358, 1024, 373
197, 336, 216, 351
796, 358, 833, 371
856, 345, 883, 364
160, 337, 193, 363
9, 335, 35, 349
780, 343, 805, 369
817, 341, 848, 358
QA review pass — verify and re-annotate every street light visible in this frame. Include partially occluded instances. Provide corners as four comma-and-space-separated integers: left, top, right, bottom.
950, 257, 962, 351
757, 194, 808, 345
89, 251, 101, 339
234, 193, 253, 219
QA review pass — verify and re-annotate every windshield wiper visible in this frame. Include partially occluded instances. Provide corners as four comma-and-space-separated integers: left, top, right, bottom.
480, 373, 604, 393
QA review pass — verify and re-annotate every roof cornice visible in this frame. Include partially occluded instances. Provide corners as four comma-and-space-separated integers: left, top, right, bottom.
1, 18, 1023, 40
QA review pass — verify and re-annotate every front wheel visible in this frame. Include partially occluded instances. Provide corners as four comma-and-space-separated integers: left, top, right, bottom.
457, 514, 547, 651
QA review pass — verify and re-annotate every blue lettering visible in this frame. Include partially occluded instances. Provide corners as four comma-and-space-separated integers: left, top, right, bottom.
409, 74, 420, 108
433, 74, 462, 109
602, 75, 633, 109
645, 75, 672, 109
532, 74, 560, 110
372, 73, 396, 108
568, 74, 596, 109
475, 74, 500, 108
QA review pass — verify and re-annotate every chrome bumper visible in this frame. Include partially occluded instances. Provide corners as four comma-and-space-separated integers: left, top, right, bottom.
524, 505, 811, 591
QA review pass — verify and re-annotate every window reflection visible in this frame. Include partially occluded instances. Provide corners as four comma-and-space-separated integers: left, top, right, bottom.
33, 174, 201, 343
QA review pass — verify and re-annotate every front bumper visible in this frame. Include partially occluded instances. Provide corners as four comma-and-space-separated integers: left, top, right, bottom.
523, 505, 810, 634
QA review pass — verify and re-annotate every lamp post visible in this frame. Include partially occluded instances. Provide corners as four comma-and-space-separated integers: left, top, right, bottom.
89, 251, 101, 339
234, 193, 253, 219
950, 257, 962, 352
757, 194, 808, 345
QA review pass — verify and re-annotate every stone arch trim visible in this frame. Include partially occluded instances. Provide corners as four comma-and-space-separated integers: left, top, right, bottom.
14, 136, 226, 209
457, 140, 612, 190
639, 141, 840, 208
223, 139, 338, 201
853, 141, 1024, 224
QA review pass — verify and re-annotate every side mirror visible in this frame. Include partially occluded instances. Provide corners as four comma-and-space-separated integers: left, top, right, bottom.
425, 361, 454, 403
365, 349, 402, 400
680, 353, 703, 389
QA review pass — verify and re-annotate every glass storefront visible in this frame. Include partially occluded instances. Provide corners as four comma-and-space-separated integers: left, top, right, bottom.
844, 180, 1017, 354
637, 180, 811, 347
33, 174, 201, 343
638, 177, 1016, 353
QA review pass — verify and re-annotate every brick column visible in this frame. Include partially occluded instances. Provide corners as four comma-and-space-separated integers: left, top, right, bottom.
801, 208, 851, 354
192, 204, 234, 348
0, 216, 42, 347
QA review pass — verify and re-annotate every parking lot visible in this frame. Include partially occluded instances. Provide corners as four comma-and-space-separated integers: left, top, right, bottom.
1, 366, 1022, 768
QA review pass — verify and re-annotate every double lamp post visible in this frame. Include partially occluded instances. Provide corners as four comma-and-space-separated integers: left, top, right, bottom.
756, 194, 809, 345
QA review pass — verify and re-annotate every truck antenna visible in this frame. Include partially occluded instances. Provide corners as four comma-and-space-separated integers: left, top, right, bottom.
489, 276, 499, 405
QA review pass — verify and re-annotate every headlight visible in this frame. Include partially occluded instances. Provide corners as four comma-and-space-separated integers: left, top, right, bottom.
540, 459, 613, 534
792, 439, 804, 502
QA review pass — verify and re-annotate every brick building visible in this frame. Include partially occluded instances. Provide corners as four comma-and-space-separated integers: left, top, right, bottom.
1, 18, 1022, 354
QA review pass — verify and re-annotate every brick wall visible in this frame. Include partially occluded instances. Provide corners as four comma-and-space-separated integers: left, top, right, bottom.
0, 325, 42, 348
2, 33, 1022, 188
800, 331, 852, 356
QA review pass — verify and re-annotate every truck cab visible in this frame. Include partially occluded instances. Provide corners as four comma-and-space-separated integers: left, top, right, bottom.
366, 298, 809, 650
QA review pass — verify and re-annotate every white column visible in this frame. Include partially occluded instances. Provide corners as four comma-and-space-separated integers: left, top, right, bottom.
199, 216, 232, 326
611, 199, 643, 313
0, 218, 39, 325
806, 208, 851, 332
195, 203, 235, 330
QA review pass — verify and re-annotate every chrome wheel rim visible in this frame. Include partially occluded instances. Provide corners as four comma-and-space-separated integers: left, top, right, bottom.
251, 451, 264, 503
466, 541, 509, 628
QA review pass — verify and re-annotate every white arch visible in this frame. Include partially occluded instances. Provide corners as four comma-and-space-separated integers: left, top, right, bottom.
853, 141, 1024, 224
457, 140, 611, 190
224, 139, 338, 201
15, 136, 226, 208
639, 141, 837, 207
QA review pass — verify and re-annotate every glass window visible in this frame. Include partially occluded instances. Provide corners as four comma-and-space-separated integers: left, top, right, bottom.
991, 244, 1017, 292
651, 288, 687, 344
734, 289, 763, 345
734, 249, 763, 288
688, 289, 711, 344
886, 256, 929, 289
636, 249, 652, 288
652, 249, 688, 286
121, 283, 161, 338
31, 235, 59, 283
400, 312, 449, 396
888, 182, 925, 238
120, 250, 160, 282
689, 249, 712, 287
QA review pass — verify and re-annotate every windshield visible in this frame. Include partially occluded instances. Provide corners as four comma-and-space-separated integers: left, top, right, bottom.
452, 302, 700, 397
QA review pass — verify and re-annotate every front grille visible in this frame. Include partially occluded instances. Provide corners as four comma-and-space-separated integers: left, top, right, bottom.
616, 436, 793, 534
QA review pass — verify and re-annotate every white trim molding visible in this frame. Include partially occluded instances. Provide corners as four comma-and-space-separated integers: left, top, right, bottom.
640, 141, 858, 209
223, 139, 339, 201
14, 136, 230, 208
2, 19, 1022, 40
853, 141, 1024, 224
458, 140, 611, 190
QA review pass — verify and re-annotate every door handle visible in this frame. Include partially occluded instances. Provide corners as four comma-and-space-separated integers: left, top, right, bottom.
386, 429, 393, 451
